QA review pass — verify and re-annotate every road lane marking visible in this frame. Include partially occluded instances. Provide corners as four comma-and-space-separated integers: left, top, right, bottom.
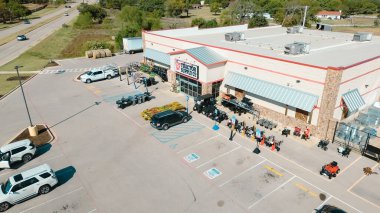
177, 135, 219, 154
248, 176, 296, 209
196, 146, 241, 169
19, 187, 84, 213
219, 160, 266, 187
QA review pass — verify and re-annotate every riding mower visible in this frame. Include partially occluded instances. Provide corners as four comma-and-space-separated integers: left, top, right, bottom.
320, 161, 340, 179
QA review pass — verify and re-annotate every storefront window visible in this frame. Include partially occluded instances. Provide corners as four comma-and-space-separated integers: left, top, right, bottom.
212, 81, 223, 98
176, 74, 202, 97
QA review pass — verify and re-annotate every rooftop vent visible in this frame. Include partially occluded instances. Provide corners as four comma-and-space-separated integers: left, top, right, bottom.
284, 42, 310, 55
316, 23, 332, 31
225, 32, 244, 42
353, 32, 372, 42
287, 26, 303, 34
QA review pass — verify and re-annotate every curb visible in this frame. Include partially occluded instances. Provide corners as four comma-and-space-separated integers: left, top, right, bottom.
5, 124, 55, 147
0, 70, 41, 101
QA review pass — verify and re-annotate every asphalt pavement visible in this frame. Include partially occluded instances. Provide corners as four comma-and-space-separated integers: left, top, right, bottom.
0, 55, 379, 212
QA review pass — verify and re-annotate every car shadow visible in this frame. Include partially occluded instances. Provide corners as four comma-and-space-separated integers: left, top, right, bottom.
55, 166, 76, 186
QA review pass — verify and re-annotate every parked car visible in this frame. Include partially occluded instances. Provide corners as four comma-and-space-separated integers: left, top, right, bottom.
64, 12, 69, 16
17, 35, 27, 41
315, 205, 346, 213
150, 110, 192, 130
23, 19, 30, 24
0, 164, 58, 212
0, 139, 36, 169
80, 66, 118, 83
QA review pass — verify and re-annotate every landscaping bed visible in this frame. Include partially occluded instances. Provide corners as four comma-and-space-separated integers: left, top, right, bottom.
0, 74, 32, 97
11, 124, 53, 147
141, 102, 186, 120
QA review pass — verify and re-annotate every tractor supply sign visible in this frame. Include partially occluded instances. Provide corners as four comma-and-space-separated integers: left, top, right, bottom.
175, 60, 199, 79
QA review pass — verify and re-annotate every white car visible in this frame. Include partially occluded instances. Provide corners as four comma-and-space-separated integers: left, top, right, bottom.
0, 164, 58, 212
0, 139, 36, 169
80, 65, 118, 83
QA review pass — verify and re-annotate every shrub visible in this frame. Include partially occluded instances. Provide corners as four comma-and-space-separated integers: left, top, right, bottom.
115, 24, 140, 49
74, 13, 93, 29
204, 19, 218, 28
248, 14, 268, 28
191, 17, 206, 27
86, 41, 113, 50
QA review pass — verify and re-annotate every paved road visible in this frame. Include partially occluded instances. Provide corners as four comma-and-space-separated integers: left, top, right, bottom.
0, 56, 379, 212
0, 2, 79, 41
0, 0, 97, 68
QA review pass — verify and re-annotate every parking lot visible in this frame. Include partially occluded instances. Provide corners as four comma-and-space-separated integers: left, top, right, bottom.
0, 55, 379, 212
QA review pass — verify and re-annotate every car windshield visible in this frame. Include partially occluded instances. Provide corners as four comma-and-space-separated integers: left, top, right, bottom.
85, 71, 93, 75
1, 180, 12, 194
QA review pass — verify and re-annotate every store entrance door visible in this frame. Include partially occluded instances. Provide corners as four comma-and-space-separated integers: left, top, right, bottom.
177, 75, 202, 97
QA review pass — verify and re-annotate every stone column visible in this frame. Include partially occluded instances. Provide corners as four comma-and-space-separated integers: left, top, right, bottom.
316, 68, 343, 139
201, 82, 212, 95
167, 69, 176, 84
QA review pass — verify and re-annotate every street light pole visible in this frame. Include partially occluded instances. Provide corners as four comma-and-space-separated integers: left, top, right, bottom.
15, 65, 33, 127
186, 95, 189, 114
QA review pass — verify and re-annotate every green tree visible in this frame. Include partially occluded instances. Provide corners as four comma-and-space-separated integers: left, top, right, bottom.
204, 18, 218, 28
360, 1, 378, 14
248, 14, 268, 28
210, 2, 222, 15
74, 12, 93, 29
165, 0, 185, 17
115, 24, 140, 49
78, 3, 107, 23
139, 0, 165, 15
119, 5, 143, 26
191, 17, 206, 27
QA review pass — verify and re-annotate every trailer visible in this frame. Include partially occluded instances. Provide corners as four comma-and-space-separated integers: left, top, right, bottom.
123, 37, 143, 54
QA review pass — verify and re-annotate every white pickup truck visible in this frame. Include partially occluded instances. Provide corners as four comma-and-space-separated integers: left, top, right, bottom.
80, 64, 118, 83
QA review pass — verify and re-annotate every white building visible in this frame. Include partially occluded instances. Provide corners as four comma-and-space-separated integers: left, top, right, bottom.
142, 25, 380, 138
316, 10, 342, 20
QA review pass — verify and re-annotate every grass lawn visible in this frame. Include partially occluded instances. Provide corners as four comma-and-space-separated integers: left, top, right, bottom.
161, 6, 222, 29
333, 26, 380, 35
0, 74, 33, 97
319, 17, 377, 26
27, 5, 61, 20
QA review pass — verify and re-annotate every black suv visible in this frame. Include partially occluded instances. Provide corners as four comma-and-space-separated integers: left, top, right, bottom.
316, 205, 346, 213
151, 110, 192, 130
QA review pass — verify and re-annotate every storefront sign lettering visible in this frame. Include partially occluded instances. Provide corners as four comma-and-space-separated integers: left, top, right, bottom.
175, 60, 199, 79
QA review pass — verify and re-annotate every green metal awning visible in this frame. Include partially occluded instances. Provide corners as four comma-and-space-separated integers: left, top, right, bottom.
144, 48, 170, 66
342, 89, 365, 112
224, 72, 319, 112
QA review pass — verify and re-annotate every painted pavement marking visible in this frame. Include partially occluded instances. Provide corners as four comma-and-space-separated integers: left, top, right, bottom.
263, 165, 284, 177
219, 160, 266, 187
204, 168, 222, 179
184, 153, 200, 163
151, 120, 205, 144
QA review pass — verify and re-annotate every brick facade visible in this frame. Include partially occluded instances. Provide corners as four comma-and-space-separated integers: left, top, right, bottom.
201, 83, 212, 95
316, 68, 343, 139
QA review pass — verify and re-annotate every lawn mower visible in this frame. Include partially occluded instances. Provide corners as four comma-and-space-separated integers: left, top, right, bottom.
320, 161, 340, 179
317, 139, 329, 151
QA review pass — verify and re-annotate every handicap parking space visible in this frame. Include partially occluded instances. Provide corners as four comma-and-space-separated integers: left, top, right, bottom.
249, 177, 327, 213
220, 161, 293, 208
197, 148, 265, 186
178, 136, 240, 169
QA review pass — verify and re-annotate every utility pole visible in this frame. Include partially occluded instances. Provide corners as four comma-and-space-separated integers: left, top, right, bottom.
302, 6, 308, 28
15, 65, 33, 127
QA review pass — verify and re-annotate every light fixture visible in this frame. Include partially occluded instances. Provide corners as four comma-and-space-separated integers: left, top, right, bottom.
244, 67, 247, 70
296, 80, 301, 83
172, 49, 175, 51
365, 84, 369, 88
150, 43, 153, 45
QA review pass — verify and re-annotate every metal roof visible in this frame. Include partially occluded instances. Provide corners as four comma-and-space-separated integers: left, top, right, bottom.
186, 47, 226, 65
144, 48, 170, 66
224, 72, 319, 112
342, 89, 365, 112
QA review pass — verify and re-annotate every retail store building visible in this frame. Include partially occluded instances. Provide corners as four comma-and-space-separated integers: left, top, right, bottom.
142, 25, 380, 138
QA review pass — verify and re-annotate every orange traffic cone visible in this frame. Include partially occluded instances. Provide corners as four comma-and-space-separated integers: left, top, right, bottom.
260, 138, 265, 145
271, 144, 275, 151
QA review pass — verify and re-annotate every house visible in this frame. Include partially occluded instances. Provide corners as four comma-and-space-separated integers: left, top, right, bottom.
316, 10, 342, 20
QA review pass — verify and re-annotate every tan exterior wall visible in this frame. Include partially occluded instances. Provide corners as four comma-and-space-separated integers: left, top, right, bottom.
333, 58, 380, 119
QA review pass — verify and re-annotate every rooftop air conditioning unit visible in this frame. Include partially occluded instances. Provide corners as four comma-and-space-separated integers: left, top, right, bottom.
284, 42, 310, 55
225, 32, 243, 41
286, 26, 303, 34
353, 32, 372, 42
316, 23, 332, 31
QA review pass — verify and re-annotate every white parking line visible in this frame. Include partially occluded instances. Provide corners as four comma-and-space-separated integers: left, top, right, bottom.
19, 187, 84, 213
87, 209, 97, 213
112, 106, 143, 127
314, 196, 332, 212
196, 146, 241, 169
219, 159, 266, 187
176, 135, 219, 154
248, 176, 296, 209
338, 156, 362, 176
